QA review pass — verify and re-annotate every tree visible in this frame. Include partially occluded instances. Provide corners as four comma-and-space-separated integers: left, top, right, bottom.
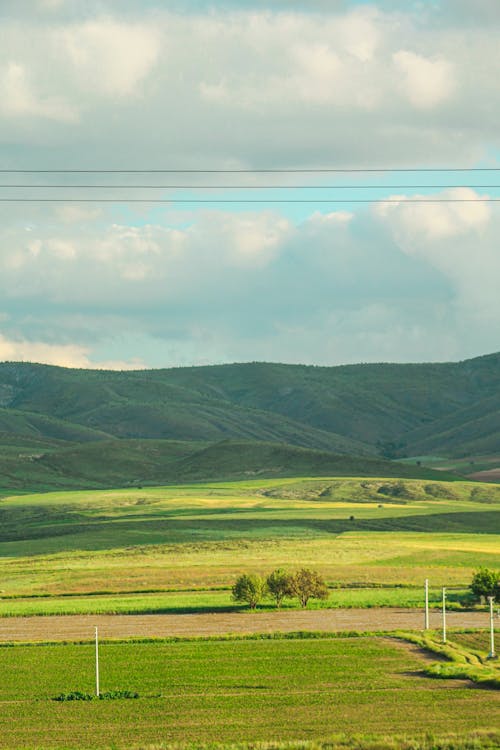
231, 573, 266, 609
290, 568, 329, 608
470, 568, 500, 603
266, 568, 293, 608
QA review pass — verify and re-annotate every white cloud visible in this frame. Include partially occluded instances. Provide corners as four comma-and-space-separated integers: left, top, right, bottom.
376, 188, 491, 240
0, 61, 77, 121
197, 213, 291, 269
393, 50, 455, 109
0, 333, 142, 370
376, 188, 499, 326
292, 43, 341, 103
0, 201, 475, 367
0, 3, 499, 368
0, 5, 497, 165
56, 206, 102, 223
59, 20, 160, 97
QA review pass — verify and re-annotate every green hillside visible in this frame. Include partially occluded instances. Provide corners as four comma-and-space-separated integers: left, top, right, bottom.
0, 438, 455, 494
0, 352, 499, 490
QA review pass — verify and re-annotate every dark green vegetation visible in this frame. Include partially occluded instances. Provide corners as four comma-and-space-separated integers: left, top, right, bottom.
0, 636, 498, 749
53, 690, 139, 701
1, 352, 500, 491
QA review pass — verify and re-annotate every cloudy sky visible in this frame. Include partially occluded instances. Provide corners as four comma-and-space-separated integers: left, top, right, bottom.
0, 0, 499, 369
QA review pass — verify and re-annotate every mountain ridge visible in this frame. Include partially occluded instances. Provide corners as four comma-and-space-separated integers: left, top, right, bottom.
0, 352, 498, 491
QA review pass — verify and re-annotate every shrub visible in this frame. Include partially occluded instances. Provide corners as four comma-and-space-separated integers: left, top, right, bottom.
99, 690, 139, 700
53, 691, 93, 702
53, 690, 139, 702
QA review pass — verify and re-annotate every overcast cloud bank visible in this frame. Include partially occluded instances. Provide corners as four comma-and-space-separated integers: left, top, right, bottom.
0, 1, 498, 368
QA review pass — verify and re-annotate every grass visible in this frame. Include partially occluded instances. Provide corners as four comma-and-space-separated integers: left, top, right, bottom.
0, 635, 498, 749
0, 586, 468, 618
0, 477, 498, 614
395, 630, 500, 688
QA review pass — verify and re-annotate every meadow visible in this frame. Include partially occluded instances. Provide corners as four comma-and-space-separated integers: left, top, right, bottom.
0, 476, 498, 616
0, 635, 498, 749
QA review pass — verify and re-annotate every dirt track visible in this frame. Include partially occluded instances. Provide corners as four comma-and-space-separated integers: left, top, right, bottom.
0, 608, 493, 642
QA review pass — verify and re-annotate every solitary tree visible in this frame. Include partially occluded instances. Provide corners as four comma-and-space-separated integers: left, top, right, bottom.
266, 568, 293, 608
231, 573, 267, 609
290, 568, 329, 608
470, 568, 500, 603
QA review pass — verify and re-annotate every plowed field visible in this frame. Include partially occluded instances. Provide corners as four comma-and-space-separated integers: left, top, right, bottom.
0, 607, 492, 642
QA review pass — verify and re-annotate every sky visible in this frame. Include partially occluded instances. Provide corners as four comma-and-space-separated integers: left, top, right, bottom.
0, 0, 499, 369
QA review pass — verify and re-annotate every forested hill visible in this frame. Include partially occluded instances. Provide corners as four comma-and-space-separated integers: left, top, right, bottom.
0, 352, 499, 460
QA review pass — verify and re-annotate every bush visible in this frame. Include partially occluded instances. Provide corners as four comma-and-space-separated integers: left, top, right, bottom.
53, 691, 93, 702
99, 690, 139, 700
53, 690, 139, 701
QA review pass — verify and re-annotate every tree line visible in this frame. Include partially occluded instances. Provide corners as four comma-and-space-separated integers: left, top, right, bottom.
232, 568, 328, 609
231, 567, 498, 611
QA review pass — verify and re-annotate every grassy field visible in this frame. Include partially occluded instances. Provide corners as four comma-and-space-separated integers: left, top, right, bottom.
0, 587, 469, 618
0, 635, 498, 749
0, 477, 498, 615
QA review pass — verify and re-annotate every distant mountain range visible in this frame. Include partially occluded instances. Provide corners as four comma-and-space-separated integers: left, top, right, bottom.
0, 352, 498, 492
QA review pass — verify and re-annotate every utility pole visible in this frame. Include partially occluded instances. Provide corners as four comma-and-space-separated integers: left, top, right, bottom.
488, 596, 496, 659
442, 587, 446, 644
95, 627, 100, 697
424, 579, 429, 630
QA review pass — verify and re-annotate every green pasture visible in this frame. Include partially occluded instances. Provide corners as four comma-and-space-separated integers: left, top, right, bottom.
0, 636, 498, 749
0, 477, 498, 614
0, 586, 469, 618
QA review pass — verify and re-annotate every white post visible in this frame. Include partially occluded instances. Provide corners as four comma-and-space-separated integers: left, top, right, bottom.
424, 579, 429, 630
442, 587, 446, 644
95, 626, 100, 697
488, 596, 496, 659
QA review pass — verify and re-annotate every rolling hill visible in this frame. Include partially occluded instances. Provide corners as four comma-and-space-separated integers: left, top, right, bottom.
0, 352, 498, 490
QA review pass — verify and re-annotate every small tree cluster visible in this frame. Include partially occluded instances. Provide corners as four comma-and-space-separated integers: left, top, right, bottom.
231, 568, 329, 609
470, 568, 500, 603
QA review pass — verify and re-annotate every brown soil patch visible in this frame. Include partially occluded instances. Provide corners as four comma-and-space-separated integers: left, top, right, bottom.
0, 608, 490, 642
467, 468, 500, 482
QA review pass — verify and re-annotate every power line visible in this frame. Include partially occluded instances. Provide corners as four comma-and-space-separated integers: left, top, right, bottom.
1, 197, 499, 204
0, 168, 500, 174
1, 184, 499, 189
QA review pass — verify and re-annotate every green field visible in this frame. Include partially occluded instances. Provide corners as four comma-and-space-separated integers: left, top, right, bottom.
0, 477, 498, 615
0, 635, 498, 749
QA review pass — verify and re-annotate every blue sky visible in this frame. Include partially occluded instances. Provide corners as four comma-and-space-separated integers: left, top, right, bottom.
0, 0, 499, 369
